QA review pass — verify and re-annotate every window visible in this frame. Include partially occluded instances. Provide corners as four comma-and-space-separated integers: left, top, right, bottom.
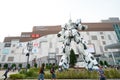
102, 41, 106, 45
88, 40, 91, 44
8, 57, 14, 61
4, 43, 11, 47
109, 55, 112, 58
91, 36, 97, 40
12, 44, 16, 47
100, 32, 103, 34
49, 53, 55, 58
11, 50, 14, 54
108, 35, 112, 40
100, 46, 103, 52
104, 47, 108, 51
2, 55, 6, 61
21, 34, 30, 37
101, 36, 104, 39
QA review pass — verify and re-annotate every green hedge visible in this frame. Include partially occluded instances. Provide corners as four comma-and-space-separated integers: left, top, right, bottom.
10, 74, 26, 79
9, 68, 120, 79
104, 68, 120, 79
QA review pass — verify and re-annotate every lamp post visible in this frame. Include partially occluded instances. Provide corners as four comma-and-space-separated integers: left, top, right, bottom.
26, 41, 33, 71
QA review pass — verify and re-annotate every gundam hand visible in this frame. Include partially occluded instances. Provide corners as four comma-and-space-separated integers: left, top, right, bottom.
57, 33, 61, 37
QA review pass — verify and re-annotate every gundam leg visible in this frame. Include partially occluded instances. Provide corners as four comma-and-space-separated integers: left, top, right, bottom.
59, 38, 71, 70
75, 36, 99, 70
59, 54, 69, 69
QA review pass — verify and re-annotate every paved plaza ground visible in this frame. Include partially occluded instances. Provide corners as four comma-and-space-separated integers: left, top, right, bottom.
0, 70, 120, 80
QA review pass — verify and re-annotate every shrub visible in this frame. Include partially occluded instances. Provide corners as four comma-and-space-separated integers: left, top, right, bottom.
25, 70, 38, 78
104, 68, 120, 79
9, 68, 120, 79
44, 73, 51, 79
9, 74, 26, 79
30, 67, 39, 72
55, 69, 98, 79
19, 68, 38, 78
19, 69, 27, 74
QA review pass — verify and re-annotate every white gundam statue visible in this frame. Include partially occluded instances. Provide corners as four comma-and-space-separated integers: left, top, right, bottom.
57, 19, 99, 70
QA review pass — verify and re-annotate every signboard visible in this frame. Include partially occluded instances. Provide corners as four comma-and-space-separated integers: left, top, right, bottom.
87, 44, 95, 54
31, 34, 40, 38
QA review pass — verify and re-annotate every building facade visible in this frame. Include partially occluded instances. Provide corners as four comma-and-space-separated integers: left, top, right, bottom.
0, 18, 120, 68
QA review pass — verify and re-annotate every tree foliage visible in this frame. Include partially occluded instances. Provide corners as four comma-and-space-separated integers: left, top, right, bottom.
34, 63, 37, 68
99, 60, 104, 66
12, 63, 16, 68
4, 63, 8, 69
27, 64, 30, 69
70, 49, 77, 67
104, 60, 109, 67
19, 64, 22, 68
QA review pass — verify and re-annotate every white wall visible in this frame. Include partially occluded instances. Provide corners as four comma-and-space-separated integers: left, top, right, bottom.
0, 31, 119, 64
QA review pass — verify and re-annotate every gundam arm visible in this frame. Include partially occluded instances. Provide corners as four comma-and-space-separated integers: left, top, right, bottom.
57, 24, 67, 37
75, 19, 88, 31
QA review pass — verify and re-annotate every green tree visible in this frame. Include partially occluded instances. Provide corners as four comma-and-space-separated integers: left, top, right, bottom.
99, 60, 104, 66
4, 63, 8, 69
104, 60, 109, 67
12, 63, 16, 68
27, 64, 30, 69
0, 64, 1, 69
70, 49, 77, 67
34, 63, 37, 68
19, 64, 22, 68
46, 63, 50, 69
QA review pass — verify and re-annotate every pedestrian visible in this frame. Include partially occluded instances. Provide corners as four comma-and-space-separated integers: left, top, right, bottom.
3, 68, 10, 80
50, 63, 56, 80
98, 66, 106, 80
38, 63, 45, 80
12, 66, 15, 72
18, 66, 21, 72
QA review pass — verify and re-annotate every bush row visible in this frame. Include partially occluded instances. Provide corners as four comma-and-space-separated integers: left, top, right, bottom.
9, 68, 120, 79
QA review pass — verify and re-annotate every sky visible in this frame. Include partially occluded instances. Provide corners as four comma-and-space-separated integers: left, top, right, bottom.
0, 0, 120, 42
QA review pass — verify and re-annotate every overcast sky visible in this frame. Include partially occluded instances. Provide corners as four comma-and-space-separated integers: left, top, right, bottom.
0, 0, 120, 42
